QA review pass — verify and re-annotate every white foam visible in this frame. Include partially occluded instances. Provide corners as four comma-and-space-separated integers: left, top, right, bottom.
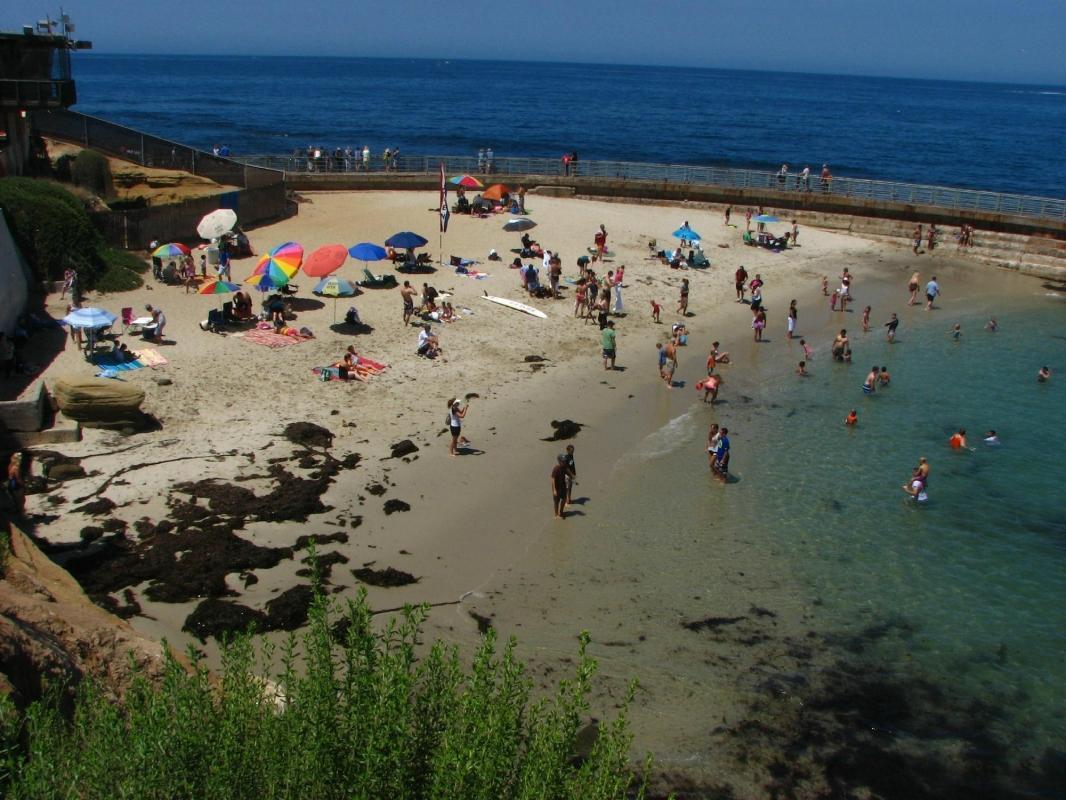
624, 407, 701, 463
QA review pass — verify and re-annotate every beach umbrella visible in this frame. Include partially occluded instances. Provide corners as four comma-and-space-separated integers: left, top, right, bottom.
198, 279, 241, 295
302, 244, 348, 278
152, 242, 191, 258
197, 208, 238, 240
258, 241, 303, 276
313, 276, 358, 322
672, 226, 702, 241
245, 271, 290, 292
385, 231, 429, 250
449, 174, 483, 188
754, 214, 780, 224
63, 307, 117, 328
348, 242, 388, 262
482, 184, 509, 201
503, 218, 537, 233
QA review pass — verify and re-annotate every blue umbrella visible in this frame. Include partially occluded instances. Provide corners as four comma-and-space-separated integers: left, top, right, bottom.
754, 214, 780, 224
63, 307, 117, 328
385, 231, 429, 250
348, 242, 388, 261
672, 226, 701, 241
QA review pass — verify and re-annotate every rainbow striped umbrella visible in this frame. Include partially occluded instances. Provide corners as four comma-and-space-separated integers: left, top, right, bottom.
449, 174, 483, 188
152, 242, 191, 258
255, 241, 303, 277
197, 279, 241, 295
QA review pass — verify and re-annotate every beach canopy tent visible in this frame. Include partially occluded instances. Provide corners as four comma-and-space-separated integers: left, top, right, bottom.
197, 209, 238, 240
302, 244, 348, 278
385, 232, 428, 250
503, 218, 537, 232
482, 184, 509, 201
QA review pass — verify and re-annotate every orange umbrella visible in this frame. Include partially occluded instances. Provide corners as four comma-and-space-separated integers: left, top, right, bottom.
482, 184, 510, 201
302, 244, 348, 278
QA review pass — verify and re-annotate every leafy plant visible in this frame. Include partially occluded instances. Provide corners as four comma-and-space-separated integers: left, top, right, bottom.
0, 579, 648, 800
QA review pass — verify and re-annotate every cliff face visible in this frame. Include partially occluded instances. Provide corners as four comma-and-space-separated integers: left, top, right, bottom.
0, 524, 174, 709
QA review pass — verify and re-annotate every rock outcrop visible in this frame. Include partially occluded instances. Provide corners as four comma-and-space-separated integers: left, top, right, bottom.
0, 524, 174, 709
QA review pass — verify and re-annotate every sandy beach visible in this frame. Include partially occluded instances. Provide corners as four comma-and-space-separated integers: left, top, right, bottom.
24, 189, 1047, 792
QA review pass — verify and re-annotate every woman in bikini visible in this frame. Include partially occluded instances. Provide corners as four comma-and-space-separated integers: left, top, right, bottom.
907, 272, 920, 306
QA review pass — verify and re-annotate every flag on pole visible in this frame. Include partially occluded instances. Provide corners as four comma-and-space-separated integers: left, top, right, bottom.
439, 161, 450, 234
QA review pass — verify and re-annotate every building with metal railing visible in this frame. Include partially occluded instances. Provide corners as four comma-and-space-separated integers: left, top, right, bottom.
0, 14, 90, 176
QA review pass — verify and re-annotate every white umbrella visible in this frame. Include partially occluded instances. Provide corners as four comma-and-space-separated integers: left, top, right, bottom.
197, 209, 238, 240
63, 307, 117, 328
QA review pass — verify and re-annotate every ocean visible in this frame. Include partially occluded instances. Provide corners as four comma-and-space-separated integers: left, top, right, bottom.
469, 259, 1066, 795
69, 54, 1066, 197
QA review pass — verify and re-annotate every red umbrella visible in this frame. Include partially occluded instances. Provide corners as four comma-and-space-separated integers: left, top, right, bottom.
301, 244, 348, 278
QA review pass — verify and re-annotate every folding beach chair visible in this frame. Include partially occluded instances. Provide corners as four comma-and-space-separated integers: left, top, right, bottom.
121, 307, 133, 333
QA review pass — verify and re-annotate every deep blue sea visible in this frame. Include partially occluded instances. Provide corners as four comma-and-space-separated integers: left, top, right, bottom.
69, 54, 1066, 197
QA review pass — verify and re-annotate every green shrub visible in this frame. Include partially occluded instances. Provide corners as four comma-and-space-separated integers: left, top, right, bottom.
100, 246, 149, 275
0, 577, 647, 800
70, 149, 112, 198
0, 177, 102, 286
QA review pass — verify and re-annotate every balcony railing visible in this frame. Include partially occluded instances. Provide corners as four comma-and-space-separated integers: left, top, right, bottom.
0, 79, 76, 109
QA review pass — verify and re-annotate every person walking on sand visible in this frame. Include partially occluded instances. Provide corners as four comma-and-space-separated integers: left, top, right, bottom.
735, 265, 749, 303
678, 278, 690, 316
446, 398, 469, 456
601, 320, 617, 370
925, 276, 940, 310
752, 308, 767, 342
612, 266, 624, 313
912, 225, 923, 255
563, 445, 577, 505
594, 224, 608, 258
791, 219, 800, 246
400, 281, 416, 325
907, 272, 921, 305
724, 206, 732, 225
551, 454, 569, 519
787, 299, 797, 340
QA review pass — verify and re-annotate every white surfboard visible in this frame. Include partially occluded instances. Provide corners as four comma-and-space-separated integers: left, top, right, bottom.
479, 294, 547, 319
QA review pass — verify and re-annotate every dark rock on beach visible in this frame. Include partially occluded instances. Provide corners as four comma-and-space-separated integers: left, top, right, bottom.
542, 419, 583, 441
263, 585, 314, 631
47, 463, 87, 482
383, 499, 410, 515
524, 354, 548, 363
71, 497, 117, 516
388, 440, 419, 459
283, 421, 334, 449
682, 616, 746, 633
365, 482, 387, 496
296, 550, 349, 579
351, 565, 419, 587
293, 531, 349, 550
183, 599, 267, 643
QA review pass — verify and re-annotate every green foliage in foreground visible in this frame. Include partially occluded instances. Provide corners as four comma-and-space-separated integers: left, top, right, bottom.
0, 583, 646, 800
0, 177, 103, 286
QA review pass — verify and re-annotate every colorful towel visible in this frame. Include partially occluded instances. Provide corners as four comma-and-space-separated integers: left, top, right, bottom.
90, 353, 145, 371
135, 348, 169, 367
456, 268, 490, 279
242, 329, 309, 348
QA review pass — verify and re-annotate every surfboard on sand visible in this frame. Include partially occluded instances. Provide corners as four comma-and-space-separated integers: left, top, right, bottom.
479, 294, 547, 319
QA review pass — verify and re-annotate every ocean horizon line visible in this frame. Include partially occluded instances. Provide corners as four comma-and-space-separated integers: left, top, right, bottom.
70, 52, 1066, 91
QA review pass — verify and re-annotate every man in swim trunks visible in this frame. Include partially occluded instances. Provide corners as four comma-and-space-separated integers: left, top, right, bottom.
714, 428, 730, 480
400, 281, 416, 325
601, 321, 617, 370
832, 330, 849, 361
551, 454, 569, 519
863, 366, 878, 394
925, 276, 940, 310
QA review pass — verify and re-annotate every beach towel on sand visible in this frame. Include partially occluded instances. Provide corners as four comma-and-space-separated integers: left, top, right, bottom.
135, 348, 169, 367
455, 267, 490, 279
90, 353, 145, 372
241, 329, 310, 348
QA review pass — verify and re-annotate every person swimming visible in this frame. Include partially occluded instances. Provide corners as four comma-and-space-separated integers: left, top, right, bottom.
844, 409, 858, 426
949, 428, 968, 450
1038, 366, 1052, 382
983, 430, 1001, 446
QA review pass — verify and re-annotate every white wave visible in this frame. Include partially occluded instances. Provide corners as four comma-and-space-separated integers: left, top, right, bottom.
623, 407, 701, 463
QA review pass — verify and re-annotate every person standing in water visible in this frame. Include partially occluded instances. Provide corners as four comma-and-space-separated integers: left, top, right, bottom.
907, 272, 921, 305
862, 366, 878, 395
861, 305, 871, 333
986, 317, 999, 332
925, 276, 941, 310
949, 323, 962, 340
1037, 366, 1052, 382
884, 313, 899, 343
707, 423, 721, 469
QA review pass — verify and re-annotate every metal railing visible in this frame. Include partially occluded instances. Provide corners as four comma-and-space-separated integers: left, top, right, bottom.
235, 153, 1066, 222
